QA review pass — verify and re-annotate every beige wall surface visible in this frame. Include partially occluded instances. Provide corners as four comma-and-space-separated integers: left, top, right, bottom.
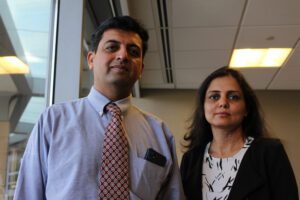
133, 89, 300, 192
0, 121, 9, 198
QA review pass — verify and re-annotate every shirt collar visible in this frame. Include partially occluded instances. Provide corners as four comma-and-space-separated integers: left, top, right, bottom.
87, 86, 131, 116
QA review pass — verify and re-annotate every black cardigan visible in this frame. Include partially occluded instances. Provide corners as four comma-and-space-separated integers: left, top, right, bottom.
180, 138, 299, 200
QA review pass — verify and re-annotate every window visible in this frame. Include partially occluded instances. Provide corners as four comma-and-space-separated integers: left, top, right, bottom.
0, 0, 53, 198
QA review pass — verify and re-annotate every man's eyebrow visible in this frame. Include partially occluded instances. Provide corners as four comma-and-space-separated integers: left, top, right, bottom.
104, 39, 119, 44
128, 43, 141, 48
104, 40, 140, 47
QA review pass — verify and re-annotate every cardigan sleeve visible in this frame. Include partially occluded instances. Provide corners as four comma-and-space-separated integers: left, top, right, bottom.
180, 153, 189, 185
264, 139, 299, 200
180, 147, 205, 200
180, 152, 191, 199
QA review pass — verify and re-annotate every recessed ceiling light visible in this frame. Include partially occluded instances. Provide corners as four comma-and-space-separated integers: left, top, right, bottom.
229, 48, 292, 68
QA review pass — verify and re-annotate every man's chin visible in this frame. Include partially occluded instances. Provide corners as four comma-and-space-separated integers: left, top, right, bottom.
111, 79, 133, 88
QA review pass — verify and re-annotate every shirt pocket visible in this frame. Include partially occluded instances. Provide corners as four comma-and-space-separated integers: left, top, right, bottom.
131, 155, 168, 200
130, 190, 142, 200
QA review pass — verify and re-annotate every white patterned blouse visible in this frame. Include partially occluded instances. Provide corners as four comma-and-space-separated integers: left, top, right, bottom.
202, 137, 254, 200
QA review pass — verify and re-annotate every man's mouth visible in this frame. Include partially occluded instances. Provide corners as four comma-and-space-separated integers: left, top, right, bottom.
110, 65, 129, 72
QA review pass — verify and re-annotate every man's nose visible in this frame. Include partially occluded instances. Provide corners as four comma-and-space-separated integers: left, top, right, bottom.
116, 46, 129, 61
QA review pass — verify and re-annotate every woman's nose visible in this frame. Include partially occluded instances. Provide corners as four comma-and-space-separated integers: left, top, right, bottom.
218, 97, 229, 108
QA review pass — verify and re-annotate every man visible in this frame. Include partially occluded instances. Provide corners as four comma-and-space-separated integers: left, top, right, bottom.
14, 16, 185, 200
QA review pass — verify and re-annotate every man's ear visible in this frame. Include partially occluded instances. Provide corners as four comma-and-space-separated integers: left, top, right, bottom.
244, 110, 248, 118
87, 51, 95, 70
139, 63, 144, 79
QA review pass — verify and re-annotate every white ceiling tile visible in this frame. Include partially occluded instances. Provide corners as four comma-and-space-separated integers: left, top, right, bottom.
268, 67, 300, 90
172, 0, 246, 27
174, 50, 231, 69
236, 26, 300, 48
173, 27, 237, 51
243, 0, 300, 26
128, 0, 156, 28
147, 29, 159, 51
122, 0, 300, 90
284, 41, 300, 69
239, 68, 279, 89
140, 69, 174, 89
144, 52, 163, 70
174, 68, 219, 89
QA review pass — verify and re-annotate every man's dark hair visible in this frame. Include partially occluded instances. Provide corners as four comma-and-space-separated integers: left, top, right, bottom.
89, 15, 149, 58
184, 66, 267, 150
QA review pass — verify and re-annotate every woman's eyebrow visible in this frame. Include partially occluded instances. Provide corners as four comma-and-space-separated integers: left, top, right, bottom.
207, 90, 220, 93
227, 90, 241, 93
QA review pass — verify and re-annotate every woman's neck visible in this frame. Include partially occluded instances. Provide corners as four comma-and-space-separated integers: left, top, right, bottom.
209, 127, 245, 158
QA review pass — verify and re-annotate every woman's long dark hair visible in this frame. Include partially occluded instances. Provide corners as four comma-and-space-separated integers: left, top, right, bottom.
184, 66, 267, 150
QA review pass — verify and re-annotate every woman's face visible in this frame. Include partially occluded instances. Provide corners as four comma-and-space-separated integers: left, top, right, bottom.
204, 75, 247, 131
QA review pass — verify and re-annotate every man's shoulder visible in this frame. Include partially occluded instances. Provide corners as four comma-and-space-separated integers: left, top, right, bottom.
42, 97, 88, 117
129, 105, 174, 138
51, 97, 86, 108
130, 105, 164, 123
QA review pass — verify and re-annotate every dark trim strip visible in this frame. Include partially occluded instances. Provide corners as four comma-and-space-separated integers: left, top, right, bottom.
157, 0, 173, 83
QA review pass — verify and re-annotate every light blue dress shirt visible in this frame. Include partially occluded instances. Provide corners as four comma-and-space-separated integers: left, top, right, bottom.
14, 87, 185, 200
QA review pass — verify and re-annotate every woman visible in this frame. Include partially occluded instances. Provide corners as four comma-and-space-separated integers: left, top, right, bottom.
180, 66, 298, 200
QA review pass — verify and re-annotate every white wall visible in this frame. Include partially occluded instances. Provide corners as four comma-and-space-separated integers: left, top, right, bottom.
133, 89, 300, 190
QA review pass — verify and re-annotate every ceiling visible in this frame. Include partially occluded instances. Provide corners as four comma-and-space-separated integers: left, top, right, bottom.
1, 0, 298, 143
119, 0, 300, 90
2, 0, 300, 103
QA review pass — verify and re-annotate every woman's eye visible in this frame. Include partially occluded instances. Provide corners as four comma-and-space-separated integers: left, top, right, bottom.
208, 94, 220, 100
228, 94, 240, 100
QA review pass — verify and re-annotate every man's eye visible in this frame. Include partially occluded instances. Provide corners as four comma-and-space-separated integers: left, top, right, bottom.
128, 47, 141, 57
105, 45, 118, 52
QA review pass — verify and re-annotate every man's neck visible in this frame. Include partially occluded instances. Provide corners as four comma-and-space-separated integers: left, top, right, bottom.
94, 85, 131, 101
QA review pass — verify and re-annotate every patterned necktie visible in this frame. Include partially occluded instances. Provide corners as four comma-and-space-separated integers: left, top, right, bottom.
99, 103, 129, 200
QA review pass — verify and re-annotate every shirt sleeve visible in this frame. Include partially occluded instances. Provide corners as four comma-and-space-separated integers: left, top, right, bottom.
14, 112, 48, 200
156, 125, 186, 200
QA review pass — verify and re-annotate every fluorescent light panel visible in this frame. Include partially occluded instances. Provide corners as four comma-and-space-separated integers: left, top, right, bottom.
0, 56, 29, 74
229, 48, 292, 68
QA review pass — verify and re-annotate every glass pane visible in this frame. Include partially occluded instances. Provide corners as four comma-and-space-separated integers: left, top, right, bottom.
80, 0, 114, 97
0, 0, 53, 199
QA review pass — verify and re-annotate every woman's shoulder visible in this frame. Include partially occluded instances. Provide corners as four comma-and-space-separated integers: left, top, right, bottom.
252, 137, 283, 149
249, 137, 286, 159
181, 143, 207, 168
182, 143, 207, 157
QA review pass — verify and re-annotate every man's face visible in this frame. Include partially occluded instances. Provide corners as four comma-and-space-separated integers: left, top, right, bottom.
87, 29, 143, 97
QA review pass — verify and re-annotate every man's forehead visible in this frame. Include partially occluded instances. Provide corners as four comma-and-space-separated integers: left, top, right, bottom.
101, 29, 142, 44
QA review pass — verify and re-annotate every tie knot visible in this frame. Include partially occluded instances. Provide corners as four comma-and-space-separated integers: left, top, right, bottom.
106, 103, 121, 116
